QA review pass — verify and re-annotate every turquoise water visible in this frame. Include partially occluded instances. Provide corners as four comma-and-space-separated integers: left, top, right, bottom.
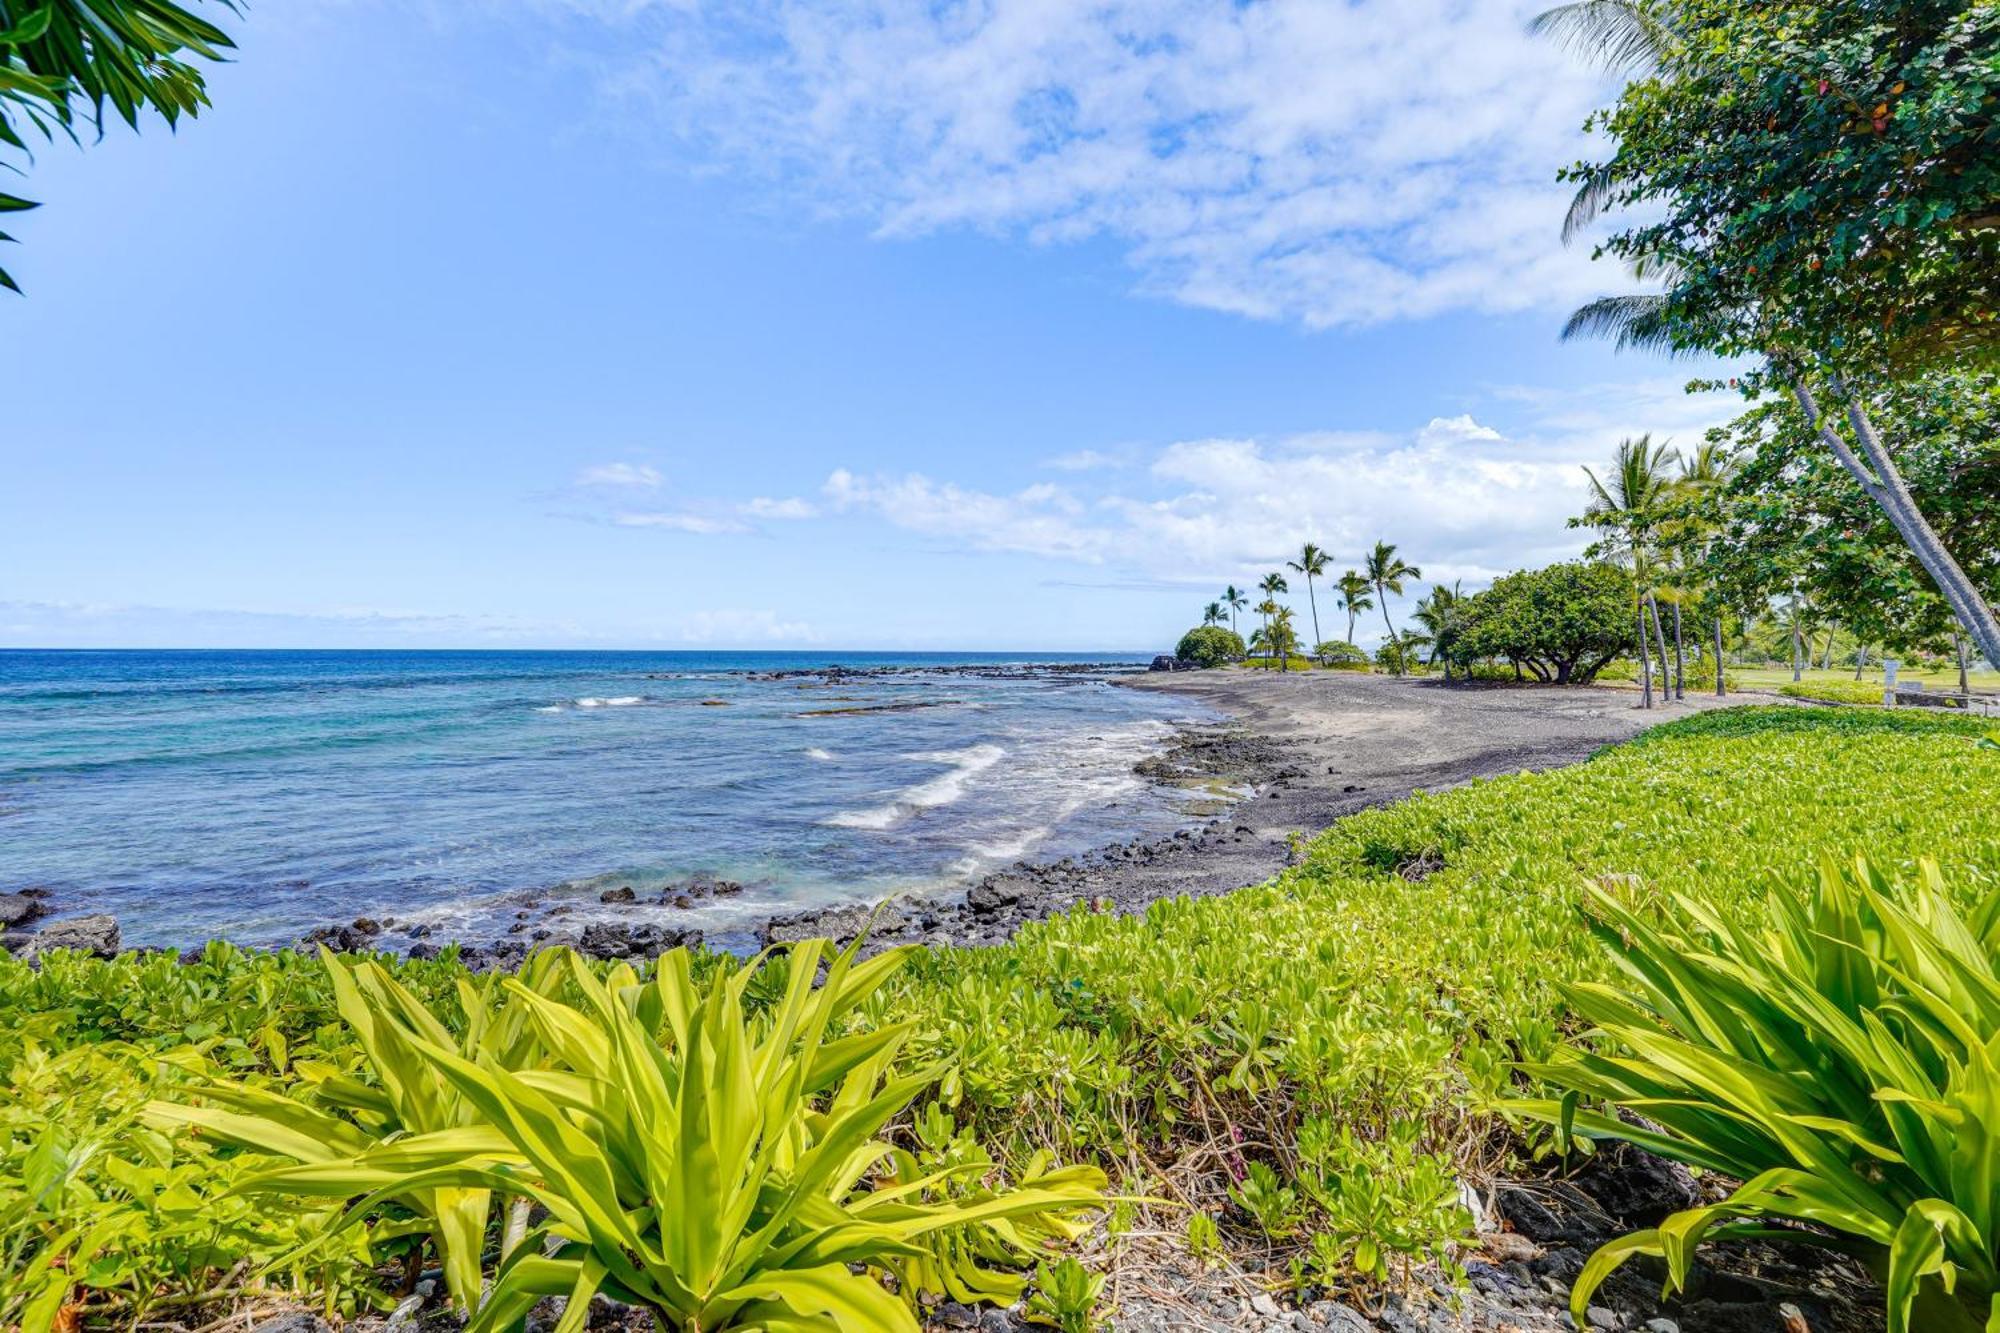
0, 650, 1215, 947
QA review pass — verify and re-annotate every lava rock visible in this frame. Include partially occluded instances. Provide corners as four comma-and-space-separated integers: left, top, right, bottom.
0, 890, 46, 929
599, 886, 636, 904
30, 913, 121, 958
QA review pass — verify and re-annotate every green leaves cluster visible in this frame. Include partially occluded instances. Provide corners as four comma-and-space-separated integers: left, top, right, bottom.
1514, 857, 2000, 1332
0, 0, 237, 291
1173, 625, 1244, 669
1446, 561, 1637, 684
1567, 0, 2000, 369
884, 708, 1999, 1288
161, 940, 1104, 1333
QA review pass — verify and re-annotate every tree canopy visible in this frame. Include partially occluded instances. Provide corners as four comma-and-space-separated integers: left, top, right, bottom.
1452, 561, 1637, 684
1559, 0, 2000, 370
1701, 368, 2000, 653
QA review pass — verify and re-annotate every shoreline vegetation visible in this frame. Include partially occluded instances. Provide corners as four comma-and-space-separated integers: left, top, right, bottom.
5, 1, 2000, 1331
6, 693, 1996, 1333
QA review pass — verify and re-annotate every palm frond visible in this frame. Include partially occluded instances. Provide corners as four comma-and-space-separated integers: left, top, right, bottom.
1528, 0, 1670, 72
1560, 293, 1689, 355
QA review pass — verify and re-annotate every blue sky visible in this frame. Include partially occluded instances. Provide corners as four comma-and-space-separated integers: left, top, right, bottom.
1, 0, 1733, 651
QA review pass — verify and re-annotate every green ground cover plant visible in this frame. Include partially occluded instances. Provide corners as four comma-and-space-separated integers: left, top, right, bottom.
1780, 679, 1896, 706
1, 708, 1995, 1326
1516, 857, 2000, 1333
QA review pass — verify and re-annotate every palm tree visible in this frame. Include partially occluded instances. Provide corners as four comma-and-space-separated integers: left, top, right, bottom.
1362, 541, 1421, 675
1222, 585, 1248, 638
1257, 572, 1289, 655
1269, 606, 1299, 672
1202, 601, 1226, 628
1409, 582, 1465, 681
1286, 543, 1329, 652
1336, 571, 1374, 646
1253, 599, 1281, 662
1581, 435, 1680, 706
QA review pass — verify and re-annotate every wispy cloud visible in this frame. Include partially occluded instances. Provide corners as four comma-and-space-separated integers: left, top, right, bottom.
740, 495, 819, 519
678, 608, 820, 643
576, 461, 664, 489
612, 510, 750, 534
525, 0, 1615, 329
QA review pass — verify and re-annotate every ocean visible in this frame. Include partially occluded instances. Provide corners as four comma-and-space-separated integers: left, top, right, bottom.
0, 650, 1221, 948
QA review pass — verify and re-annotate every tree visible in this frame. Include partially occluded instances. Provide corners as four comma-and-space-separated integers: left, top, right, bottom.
1268, 606, 1299, 671
1690, 368, 2000, 685
1576, 435, 1680, 705
0, 0, 237, 293
1363, 541, 1420, 675
1451, 562, 1637, 685
1175, 625, 1245, 668
1202, 601, 1226, 627
1287, 543, 1329, 651
1336, 571, 1374, 645
1540, 0, 2000, 670
1408, 582, 1467, 681
1257, 572, 1289, 654
1222, 585, 1248, 638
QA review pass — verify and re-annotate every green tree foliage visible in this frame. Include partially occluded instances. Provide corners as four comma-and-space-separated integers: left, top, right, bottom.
1547, 0, 2000, 668
1174, 625, 1244, 668
1451, 562, 1637, 684
1363, 541, 1421, 675
1553, 0, 2000, 370
1702, 369, 2000, 657
0, 0, 237, 292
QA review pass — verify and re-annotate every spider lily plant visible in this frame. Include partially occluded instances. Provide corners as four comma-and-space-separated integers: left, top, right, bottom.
1511, 857, 2000, 1333
148, 949, 566, 1311
167, 939, 1102, 1332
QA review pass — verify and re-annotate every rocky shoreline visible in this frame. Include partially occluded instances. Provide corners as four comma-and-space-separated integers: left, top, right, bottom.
2, 668, 1729, 969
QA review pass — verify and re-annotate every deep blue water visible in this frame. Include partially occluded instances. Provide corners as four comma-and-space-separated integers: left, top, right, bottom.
0, 650, 1218, 947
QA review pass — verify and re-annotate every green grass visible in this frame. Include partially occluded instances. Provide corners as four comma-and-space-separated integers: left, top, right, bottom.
3, 708, 1996, 1319
1735, 664, 1999, 694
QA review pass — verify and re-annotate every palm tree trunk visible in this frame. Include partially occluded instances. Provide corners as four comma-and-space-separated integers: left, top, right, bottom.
1638, 602, 1653, 707
1346, 607, 1357, 645
1787, 369, 2000, 672
1792, 617, 1804, 683
1713, 615, 1726, 697
1647, 597, 1672, 701
1672, 602, 1684, 701
1854, 642, 1868, 681
1958, 632, 1971, 696
1306, 578, 1321, 651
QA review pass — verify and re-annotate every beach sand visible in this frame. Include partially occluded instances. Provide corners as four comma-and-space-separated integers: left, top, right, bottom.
761, 669, 1740, 951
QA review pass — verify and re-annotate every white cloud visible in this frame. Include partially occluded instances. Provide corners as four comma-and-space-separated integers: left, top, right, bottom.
814, 381, 1742, 596
533, 0, 1616, 328
678, 608, 821, 643
612, 510, 749, 534
741, 495, 820, 519
823, 468, 1105, 560
576, 462, 664, 489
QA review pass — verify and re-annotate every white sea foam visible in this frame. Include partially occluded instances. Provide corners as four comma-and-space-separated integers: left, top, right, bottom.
575, 696, 645, 708
534, 705, 564, 713
824, 743, 1005, 829
804, 747, 835, 761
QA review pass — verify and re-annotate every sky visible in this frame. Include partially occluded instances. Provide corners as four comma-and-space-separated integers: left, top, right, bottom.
0, 0, 1738, 652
